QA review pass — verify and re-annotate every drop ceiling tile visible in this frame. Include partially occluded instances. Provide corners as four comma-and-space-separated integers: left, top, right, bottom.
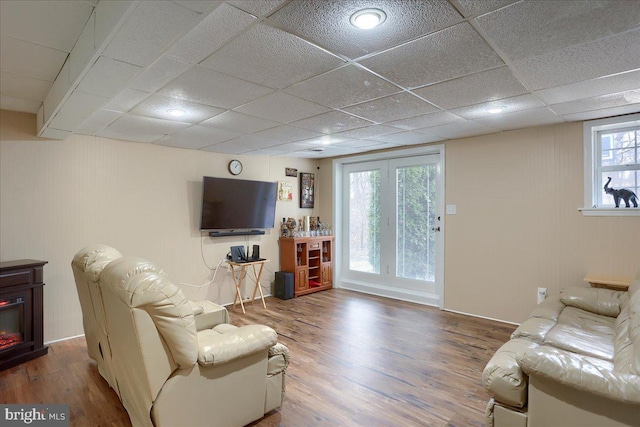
76, 56, 142, 98
343, 92, 439, 123
475, 0, 640, 63
246, 143, 296, 156
40, 128, 72, 140
0, 36, 68, 82
165, 3, 255, 64
251, 125, 323, 143
235, 92, 330, 123
103, 88, 150, 113
127, 57, 192, 93
156, 125, 239, 149
475, 107, 564, 131
450, 94, 544, 120
412, 66, 528, 110
62, 90, 109, 116
49, 112, 88, 132
561, 104, 640, 122
456, 0, 518, 18
0, 72, 52, 101
420, 121, 498, 139
75, 109, 121, 135
97, 114, 191, 143
290, 111, 372, 134
295, 135, 350, 147
203, 135, 276, 154
360, 22, 503, 89
200, 23, 344, 89
550, 90, 640, 116
215, 134, 280, 151
0, 95, 41, 114
535, 70, 640, 105
284, 65, 400, 108
172, 1, 223, 14
103, 1, 200, 67
269, 0, 463, 59
329, 138, 377, 149
199, 111, 279, 134
130, 94, 224, 123
160, 66, 273, 109
0, 0, 94, 52
511, 29, 640, 90
371, 131, 444, 145
227, 0, 287, 17
333, 125, 400, 139
386, 111, 463, 130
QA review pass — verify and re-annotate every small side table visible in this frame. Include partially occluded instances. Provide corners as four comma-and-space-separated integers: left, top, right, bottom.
227, 259, 269, 313
583, 274, 632, 291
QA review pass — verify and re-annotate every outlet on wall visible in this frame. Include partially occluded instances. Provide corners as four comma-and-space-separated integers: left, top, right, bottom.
537, 287, 548, 304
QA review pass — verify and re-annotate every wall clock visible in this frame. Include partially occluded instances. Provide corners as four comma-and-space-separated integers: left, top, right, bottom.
228, 159, 243, 175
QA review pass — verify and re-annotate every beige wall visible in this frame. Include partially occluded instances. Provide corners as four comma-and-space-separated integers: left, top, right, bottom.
325, 121, 639, 324
0, 110, 320, 342
445, 122, 638, 323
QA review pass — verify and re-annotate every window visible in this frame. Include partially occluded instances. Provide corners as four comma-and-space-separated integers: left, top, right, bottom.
583, 113, 640, 216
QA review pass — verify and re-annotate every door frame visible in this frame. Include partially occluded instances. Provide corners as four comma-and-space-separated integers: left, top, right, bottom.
332, 144, 446, 309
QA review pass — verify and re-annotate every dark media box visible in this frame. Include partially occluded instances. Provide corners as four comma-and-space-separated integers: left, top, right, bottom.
274, 272, 294, 300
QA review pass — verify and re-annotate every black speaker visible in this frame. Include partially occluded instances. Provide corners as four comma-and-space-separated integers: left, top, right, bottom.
275, 271, 294, 300
230, 246, 246, 262
251, 244, 260, 260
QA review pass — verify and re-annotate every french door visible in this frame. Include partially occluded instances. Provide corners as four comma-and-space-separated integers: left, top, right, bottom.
339, 154, 444, 307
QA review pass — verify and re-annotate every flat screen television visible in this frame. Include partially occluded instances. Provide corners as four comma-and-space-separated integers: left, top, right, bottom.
200, 176, 277, 230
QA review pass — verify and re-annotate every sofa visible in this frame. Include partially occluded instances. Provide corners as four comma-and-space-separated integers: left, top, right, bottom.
482, 272, 640, 427
72, 245, 289, 427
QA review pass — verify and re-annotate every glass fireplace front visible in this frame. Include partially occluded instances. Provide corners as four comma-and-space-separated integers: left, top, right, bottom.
0, 297, 24, 351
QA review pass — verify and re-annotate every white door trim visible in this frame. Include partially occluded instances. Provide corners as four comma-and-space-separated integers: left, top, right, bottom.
332, 145, 446, 309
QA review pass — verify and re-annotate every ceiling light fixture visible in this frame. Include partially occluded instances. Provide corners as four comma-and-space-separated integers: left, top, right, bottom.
350, 8, 386, 30
167, 108, 186, 117
486, 106, 506, 114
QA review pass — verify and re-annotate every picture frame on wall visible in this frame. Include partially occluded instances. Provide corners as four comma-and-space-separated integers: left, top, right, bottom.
300, 172, 315, 208
278, 181, 293, 201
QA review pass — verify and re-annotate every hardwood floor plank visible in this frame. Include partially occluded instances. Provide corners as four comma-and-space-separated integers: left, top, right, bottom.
0, 289, 514, 426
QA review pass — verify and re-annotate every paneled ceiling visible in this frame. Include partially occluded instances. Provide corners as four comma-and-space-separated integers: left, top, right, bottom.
1, 0, 639, 158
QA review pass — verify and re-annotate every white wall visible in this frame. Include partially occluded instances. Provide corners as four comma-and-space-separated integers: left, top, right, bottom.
0, 110, 320, 342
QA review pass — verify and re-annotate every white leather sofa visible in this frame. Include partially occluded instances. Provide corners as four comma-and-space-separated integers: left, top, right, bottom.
482, 272, 640, 427
72, 246, 289, 427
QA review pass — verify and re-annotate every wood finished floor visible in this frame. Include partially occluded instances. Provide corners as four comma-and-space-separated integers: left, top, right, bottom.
0, 289, 514, 427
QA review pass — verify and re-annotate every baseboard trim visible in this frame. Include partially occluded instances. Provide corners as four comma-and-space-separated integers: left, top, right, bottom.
45, 333, 85, 345
443, 308, 520, 326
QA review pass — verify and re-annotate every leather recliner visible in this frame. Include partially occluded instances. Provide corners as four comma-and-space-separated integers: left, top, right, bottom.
72, 247, 289, 427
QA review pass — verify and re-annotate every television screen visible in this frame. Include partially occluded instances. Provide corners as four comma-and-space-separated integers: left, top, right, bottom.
200, 176, 277, 230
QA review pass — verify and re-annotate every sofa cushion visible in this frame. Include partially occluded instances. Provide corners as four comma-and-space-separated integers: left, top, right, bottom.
561, 286, 627, 318
544, 307, 615, 361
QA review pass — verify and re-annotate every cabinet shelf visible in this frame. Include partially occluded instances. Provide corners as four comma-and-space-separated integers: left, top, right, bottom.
279, 236, 333, 298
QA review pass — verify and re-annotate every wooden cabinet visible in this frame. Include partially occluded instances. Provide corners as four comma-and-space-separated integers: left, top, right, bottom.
279, 236, 333, 297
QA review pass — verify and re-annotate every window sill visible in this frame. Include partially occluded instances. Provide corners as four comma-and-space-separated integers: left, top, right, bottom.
579, 208, 640, 217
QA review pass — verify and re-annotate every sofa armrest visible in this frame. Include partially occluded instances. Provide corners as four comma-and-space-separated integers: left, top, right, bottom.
482, 338, 540, 408
189, 300, 228, 331
518, 345, 640, 404
197, 324, 277, 367
560, 286, 627, 318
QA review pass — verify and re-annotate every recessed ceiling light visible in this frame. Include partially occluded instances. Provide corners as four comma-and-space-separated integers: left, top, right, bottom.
350, 8, 386, 30
167, 109, 186, 117
486, 106, 506, 114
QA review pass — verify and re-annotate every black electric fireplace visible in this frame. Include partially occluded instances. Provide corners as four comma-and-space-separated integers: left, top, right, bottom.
0, 260, 48, 371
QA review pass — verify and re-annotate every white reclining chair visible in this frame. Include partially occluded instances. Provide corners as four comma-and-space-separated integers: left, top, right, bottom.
73, 247, 289, 426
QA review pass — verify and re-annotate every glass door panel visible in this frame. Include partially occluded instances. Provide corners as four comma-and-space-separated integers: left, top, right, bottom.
348, 169, 381, 274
